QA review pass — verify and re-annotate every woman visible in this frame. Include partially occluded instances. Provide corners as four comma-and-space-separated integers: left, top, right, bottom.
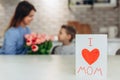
0, 1, 36, 54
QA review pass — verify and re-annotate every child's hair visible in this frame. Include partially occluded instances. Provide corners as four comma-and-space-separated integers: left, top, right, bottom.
61, 25, 76, 42
8, 1, 36, 29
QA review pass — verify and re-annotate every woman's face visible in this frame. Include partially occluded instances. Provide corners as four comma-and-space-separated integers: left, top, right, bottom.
22, 10, 35, 25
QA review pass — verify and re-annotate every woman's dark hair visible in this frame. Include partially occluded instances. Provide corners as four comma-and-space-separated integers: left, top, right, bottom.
61, 25, 76, 42
8, 1, 36, 29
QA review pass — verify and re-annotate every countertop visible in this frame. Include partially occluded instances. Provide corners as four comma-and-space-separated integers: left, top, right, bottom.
0, 55, 119, 80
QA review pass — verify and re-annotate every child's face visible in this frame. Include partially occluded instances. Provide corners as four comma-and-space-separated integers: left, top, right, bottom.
22, 10, 35, 25
58, 28, 71, 42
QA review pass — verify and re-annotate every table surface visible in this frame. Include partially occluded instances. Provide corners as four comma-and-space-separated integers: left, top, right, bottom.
0, 55, 119, 80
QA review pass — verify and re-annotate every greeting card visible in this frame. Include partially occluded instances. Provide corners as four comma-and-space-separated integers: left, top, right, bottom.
76, 34, 107, 80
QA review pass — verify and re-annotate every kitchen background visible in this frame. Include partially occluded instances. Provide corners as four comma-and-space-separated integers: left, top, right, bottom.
0, 0, 120, 37
0, 0, 120, 55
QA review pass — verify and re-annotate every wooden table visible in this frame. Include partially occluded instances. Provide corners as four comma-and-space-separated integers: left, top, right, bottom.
0, 55, 119, 80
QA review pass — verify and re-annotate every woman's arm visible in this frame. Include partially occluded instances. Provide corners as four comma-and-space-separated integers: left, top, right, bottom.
4, 29, 18, 54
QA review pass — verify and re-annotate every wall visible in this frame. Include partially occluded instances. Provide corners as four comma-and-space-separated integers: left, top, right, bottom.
0, 0, 120, 37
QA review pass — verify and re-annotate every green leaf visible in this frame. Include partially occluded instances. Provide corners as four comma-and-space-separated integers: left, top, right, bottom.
47, 41, 52, 50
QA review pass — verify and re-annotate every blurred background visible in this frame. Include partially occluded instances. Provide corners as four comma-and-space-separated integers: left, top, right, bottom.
0, 0, 120, 55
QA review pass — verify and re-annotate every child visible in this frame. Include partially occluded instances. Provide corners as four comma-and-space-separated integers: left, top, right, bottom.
0, 1, 36, 55
52, 25, 76, 55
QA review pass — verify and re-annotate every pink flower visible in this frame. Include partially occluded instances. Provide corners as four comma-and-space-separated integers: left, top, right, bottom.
49, 35, 54, 41
40, 36, 46, 43
41, 34, 46, 38
32, 38, 37, 45
39, 34, 46, 42
37, 34, 42, 38
24, 33, 53, 54
31, 32, 37, 39
36, 38, 42, 44
25, 34, 32, 40
45, 35, 50, 41
25, 34, 30, 39
31, 45, 39, 52
26, 39, 32, 46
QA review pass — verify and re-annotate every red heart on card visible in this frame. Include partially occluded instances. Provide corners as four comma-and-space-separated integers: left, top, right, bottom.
82, 48, 100, 65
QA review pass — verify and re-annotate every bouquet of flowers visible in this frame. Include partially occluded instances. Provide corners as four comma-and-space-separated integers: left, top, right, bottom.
24, 32, 53, 55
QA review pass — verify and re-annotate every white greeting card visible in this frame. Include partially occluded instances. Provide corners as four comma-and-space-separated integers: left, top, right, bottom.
76, 34, 107, 80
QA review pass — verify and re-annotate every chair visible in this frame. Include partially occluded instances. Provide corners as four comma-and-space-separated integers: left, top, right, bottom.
116, 49, 120, 55
67, 21, 92, 34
